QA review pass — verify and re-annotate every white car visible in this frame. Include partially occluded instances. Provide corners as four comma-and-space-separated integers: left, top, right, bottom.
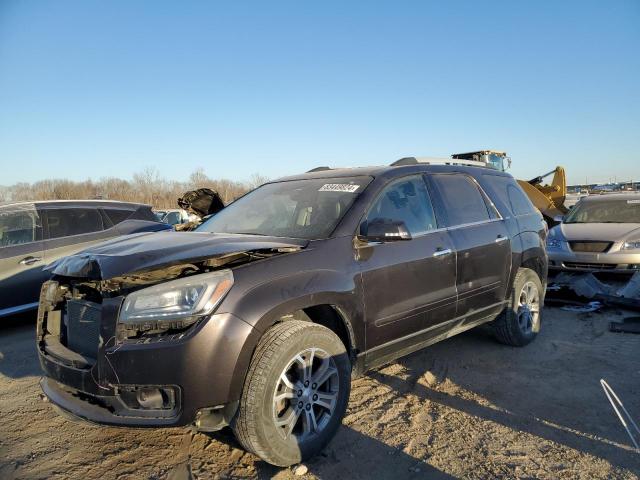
547, 193, 640, 273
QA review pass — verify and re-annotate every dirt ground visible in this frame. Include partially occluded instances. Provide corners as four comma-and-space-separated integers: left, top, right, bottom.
1, 306, 639, 479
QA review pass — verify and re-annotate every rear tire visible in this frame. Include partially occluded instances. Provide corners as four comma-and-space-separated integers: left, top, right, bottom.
232, 321, 351, 466
493, 268, 543, 347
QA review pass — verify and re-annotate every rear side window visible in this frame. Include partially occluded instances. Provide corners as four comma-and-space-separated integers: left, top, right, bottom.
104, 208, 133, 225
484, 175, 536, 217
362, 176, 437, 236
429, 174, 492, 226
0, 209, 42, 247
45, 208, 104, 239
130, 206, 158, 221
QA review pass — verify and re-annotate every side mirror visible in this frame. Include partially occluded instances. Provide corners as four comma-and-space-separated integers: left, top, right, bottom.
361, 218, 412, 242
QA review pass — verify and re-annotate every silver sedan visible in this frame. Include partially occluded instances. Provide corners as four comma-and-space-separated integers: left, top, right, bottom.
547, 193, 640, 273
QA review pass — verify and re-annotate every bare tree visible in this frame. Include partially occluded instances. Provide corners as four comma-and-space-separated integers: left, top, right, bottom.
246, 173, 270, 190
1, 169, 270, 209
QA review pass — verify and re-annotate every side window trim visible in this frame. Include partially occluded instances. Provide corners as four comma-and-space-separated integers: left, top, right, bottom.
99, 208, 115, 230
358, 174, 442, 239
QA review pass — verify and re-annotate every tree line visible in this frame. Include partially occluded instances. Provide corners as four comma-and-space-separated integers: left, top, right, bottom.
0, 167, 269, 209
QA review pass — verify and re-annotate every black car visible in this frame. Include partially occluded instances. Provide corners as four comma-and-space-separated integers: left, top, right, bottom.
0, 200, 170, 318
38, 161, 547, 466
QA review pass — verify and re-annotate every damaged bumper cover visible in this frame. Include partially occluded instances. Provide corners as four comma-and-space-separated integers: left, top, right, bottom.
38, 231, 306, 428
38, 310, 260, 428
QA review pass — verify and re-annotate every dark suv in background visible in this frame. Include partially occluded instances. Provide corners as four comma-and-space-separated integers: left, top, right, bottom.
37, 162, 547, 466
0, 200, 169, 318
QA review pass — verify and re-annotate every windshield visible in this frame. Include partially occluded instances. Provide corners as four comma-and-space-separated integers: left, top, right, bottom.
197, 176, 372, 239
485, 153, 506, 171
564, 198, 640, 223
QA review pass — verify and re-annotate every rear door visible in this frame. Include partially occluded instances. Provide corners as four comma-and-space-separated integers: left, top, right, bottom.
357, 175, 457, 364
0, 205, 46, 315
428, 173, 511, 323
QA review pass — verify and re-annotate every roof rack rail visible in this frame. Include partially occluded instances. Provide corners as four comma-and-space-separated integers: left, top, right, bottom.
307, 166, 332, 172
390, 157, 486, 168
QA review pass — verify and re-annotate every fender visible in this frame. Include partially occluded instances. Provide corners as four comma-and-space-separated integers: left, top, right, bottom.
224, 268, 363, 349
219, 268, 364, 402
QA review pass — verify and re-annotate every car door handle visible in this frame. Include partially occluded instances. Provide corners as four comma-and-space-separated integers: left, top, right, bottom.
495, 235, 509, 243
19, 256, 42, 265
433, 248, 452, 257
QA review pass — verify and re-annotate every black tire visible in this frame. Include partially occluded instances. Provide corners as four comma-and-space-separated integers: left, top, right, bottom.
493, 268, 543, 347
232, 321, 351, 466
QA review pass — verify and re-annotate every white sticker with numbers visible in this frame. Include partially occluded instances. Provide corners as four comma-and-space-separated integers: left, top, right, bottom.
318, 184, 360, 193
628, 200, 640, 204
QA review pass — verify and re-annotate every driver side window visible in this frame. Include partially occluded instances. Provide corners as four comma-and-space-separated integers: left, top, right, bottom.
362, 176, 437, 237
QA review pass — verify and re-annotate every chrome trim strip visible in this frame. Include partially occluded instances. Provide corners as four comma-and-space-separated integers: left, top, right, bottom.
433, 248, 453, 257
445, 218, 503, 231
366, 300, 506, 355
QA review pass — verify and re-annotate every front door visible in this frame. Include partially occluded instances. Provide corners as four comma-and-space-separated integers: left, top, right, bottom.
356, 175, 457, 366
0, 205, 46, 316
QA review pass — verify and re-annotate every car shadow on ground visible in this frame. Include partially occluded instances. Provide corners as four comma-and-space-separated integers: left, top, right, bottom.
368, 317, 640, 473
0, 312, 41, 379
205, 425, 454, 479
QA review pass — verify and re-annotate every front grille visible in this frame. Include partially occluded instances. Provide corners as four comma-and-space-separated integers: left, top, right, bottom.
66, 299, 102, 359
563, 262, 617, 270
568, 241, 612, 253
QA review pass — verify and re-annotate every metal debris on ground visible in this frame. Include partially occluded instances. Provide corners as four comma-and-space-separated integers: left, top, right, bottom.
609, 317, 640, 334
617, 272, 640, 299
547, 272, 640, 312
600, 379, 640, 452
560, 301, 602, 313
550, 273, 616, 299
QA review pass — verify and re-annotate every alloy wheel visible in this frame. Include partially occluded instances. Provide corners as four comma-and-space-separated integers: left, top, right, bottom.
272, 347, 339, 442
517, 280, 540, 334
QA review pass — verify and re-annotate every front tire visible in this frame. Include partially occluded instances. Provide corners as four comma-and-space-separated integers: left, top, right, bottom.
493, 268, 543, 347
232, 321, 351, 466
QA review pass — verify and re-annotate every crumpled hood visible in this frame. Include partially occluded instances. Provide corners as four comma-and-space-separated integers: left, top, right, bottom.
554, 222, 640, 242
47, 231, 309, 280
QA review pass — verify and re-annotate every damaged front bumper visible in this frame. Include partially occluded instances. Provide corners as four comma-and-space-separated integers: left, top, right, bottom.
38, 300, 259, 428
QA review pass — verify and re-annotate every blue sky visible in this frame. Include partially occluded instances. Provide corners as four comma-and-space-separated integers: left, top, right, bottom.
1, 0, 638, 185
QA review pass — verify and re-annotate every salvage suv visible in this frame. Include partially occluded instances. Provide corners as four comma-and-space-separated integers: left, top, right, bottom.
38, 160, 547, 466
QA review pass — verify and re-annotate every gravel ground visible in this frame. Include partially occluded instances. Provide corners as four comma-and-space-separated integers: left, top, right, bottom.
1, 306, 639, 479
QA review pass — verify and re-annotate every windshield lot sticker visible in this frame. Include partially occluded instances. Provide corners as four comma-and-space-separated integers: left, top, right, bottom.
319, 184, 360, 193
627, 199, 640, 204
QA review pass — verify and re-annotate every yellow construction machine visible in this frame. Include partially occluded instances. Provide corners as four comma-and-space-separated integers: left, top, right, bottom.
516, 167, 568, 224
452, 150, 568, 224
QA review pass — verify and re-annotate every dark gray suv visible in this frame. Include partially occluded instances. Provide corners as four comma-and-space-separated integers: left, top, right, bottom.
38, 162, 547, 466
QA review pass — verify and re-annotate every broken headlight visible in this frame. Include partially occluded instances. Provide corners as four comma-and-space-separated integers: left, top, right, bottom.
119, 270, 233, 330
